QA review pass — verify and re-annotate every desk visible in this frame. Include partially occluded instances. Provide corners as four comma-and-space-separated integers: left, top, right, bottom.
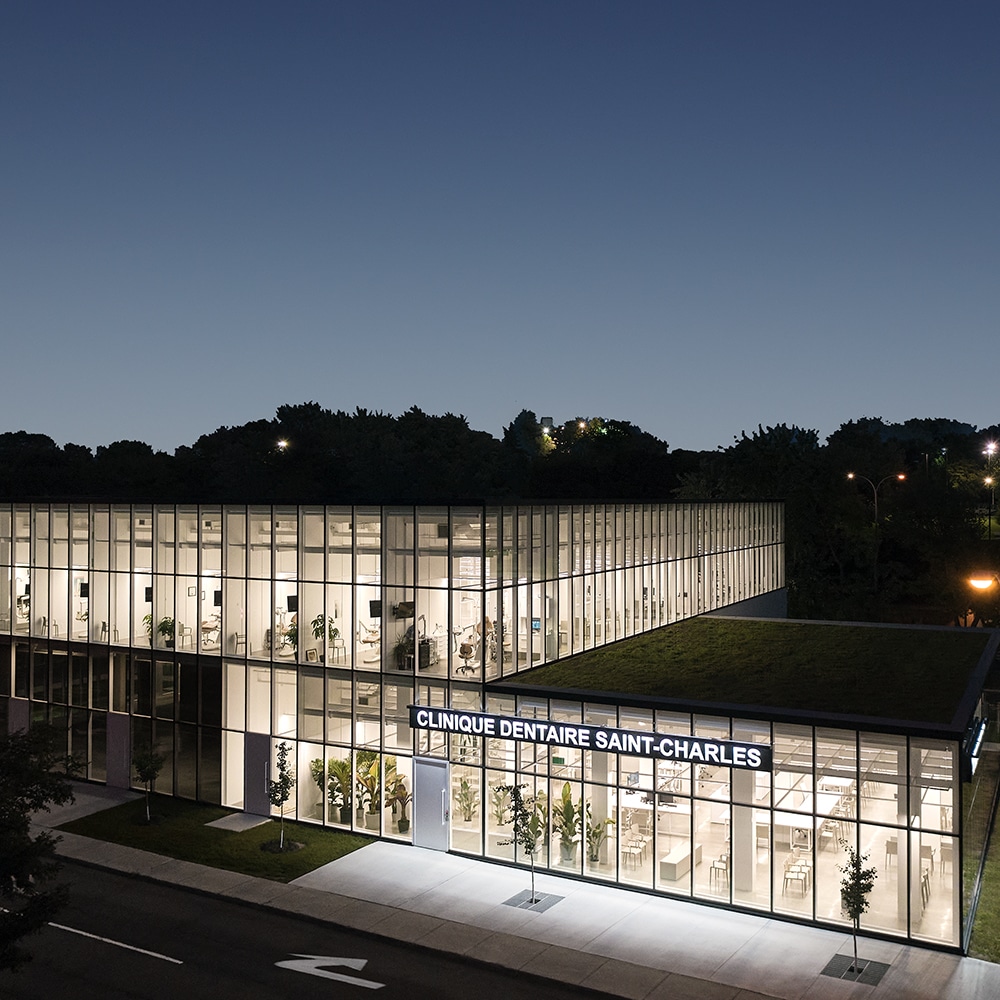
659, 842, 701, 881
774, 789, 842, 815
817, 776, 854, 794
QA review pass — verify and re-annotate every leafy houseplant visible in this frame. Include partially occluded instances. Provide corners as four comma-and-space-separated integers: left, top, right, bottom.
490, 783, 512, 826
455, 777, 479, 823
143, 614, 175, 646
356, 751, 395, 830
552, 781, 582, 863
310, 756, 325, 795
387, 773, 412, 833
311, 614, 340, 643
585, 803, 614, 863
392, 631, 414, 670
326, 757, 353, 823
310, 757, 336, 820
283, 619, 297, 653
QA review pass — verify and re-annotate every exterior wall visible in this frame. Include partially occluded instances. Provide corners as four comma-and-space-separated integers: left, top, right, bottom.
473, 692, 962, 949
706, 589, 788, 619
28, 504, 981, 943
0, 498, 981, 948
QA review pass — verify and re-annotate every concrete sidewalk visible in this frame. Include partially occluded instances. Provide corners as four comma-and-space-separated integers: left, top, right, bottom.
34, 784, 1000, 1000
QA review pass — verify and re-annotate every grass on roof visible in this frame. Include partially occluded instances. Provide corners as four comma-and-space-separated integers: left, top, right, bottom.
502, 617, 991, 723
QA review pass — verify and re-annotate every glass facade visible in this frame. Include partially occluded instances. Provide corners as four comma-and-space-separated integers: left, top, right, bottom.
6, 499, 985, 950
474, 693, 967, 949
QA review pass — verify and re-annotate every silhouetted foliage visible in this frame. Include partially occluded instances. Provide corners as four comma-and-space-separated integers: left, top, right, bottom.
0, 726, 79, 972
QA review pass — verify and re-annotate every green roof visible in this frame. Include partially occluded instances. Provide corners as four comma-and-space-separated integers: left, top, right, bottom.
500, 617, 994, 726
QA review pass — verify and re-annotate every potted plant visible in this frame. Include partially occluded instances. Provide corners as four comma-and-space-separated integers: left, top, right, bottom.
311, 613, 340, 644
327, 757, 353, 824
145, 615, 175, 647
283, 618, 297, 654
392, 631, 414, 670
387, 773, 412, 833
356, 753, 378, 828
356, 751, 394, 830
585, 803, 614, 864
552, 781, 582, 864
490, 783, 512, 827
455, 776, 479, 823
310, 757, 327, 819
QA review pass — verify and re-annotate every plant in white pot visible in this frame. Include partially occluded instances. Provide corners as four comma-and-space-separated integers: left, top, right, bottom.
552, 781, 582, 864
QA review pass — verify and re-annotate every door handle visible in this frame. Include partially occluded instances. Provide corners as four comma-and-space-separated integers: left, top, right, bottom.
442, 789, 449, 824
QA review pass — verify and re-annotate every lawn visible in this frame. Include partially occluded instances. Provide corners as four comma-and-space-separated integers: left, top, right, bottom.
58, 795, 373, 882
502, 617, 992, 722
970, 853, 1000, 962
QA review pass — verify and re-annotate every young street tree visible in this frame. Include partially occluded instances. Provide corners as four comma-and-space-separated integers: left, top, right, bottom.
133, 746, 165, 824
0, 726, 78, 972
839, 841, 878, 974
268, 741, 293, 850
498, 783, 545, 904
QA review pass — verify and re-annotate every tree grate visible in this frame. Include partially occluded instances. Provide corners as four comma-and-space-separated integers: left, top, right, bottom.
502, 890, 564, 912
821, 954, 890, 986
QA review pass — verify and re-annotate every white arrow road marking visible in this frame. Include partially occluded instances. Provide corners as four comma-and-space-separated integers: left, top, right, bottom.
276, 954, 385, 989
48, 922, 184, 964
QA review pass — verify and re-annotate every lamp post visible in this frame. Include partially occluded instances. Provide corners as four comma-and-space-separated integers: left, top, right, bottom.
847, 472, 906, 591
967, 573, 999, 627
986, 477, 995, 542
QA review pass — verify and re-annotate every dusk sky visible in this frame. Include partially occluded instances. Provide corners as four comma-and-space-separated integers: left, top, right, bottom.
3, 2, 998, 455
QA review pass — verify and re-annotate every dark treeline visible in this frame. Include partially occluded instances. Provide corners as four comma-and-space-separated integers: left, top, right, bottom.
2, 404, 999, 624
0, 404, 688, 505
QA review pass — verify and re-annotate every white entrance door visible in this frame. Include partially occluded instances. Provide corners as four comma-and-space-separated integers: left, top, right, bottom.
413, 757, 450, 851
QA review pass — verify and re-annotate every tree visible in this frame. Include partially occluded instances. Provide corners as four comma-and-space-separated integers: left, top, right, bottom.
268, 741, 294, 850
133, 746, 165, 824
839, 841, 878, 974
0, 726, 78, 972
498, 784, 545, 903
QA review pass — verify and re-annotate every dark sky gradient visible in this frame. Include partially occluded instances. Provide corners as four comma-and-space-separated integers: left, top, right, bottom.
3, 2, 998, 453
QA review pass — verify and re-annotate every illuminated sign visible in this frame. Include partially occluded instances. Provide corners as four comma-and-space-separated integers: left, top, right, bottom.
408, 707, 771, 770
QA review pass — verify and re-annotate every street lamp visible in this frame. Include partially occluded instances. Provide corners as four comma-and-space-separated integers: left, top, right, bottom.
847, 472, 906, 591
846, 472, 906, 527
984, 442, 997, 468
986, 477, 995, 542
967, 572, 999, 627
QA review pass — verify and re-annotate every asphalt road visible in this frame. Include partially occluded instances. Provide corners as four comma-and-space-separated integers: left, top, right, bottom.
3, 861, 612, 999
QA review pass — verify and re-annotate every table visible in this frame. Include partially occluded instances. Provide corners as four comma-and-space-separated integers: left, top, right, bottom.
659, 842, 701, 881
